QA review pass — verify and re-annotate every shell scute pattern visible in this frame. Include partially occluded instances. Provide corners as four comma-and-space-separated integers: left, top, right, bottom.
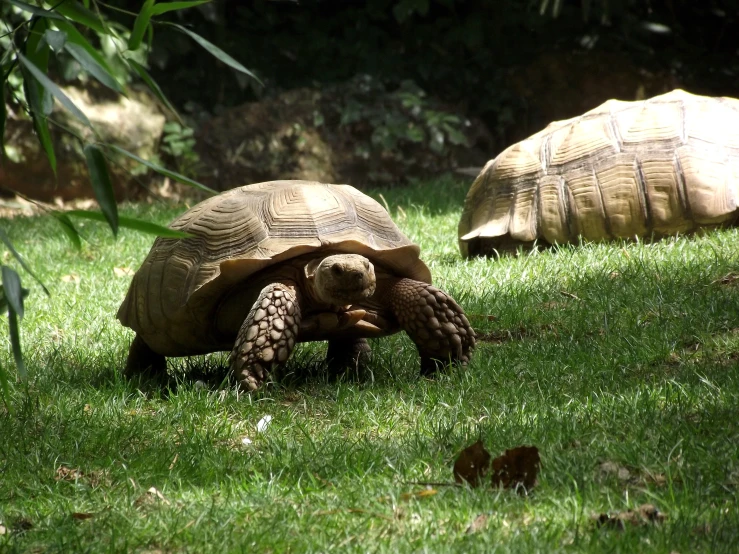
459, 89, 739, 256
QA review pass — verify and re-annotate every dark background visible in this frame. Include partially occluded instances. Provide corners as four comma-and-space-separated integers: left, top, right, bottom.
113, 0, 739, 152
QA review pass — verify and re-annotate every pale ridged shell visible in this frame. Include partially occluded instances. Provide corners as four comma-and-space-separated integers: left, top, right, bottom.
459, 89, 739, 256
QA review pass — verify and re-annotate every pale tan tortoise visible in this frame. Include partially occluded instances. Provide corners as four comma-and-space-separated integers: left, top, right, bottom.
118, 180, 475, 390
459, 89, 739, 257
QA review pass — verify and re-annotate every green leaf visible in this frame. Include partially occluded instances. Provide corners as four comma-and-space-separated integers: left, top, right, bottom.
43, 29, 67, 52
7, 303, 26, 380
64, 42, 125, 95
0, 228, 50, 296
5, 0, 64, 20
0, 79, 6, 163
107, 144, 216, 194
51, 212, 83, 250
2, 266, 24, 319
52, 0, 107, 34
166, 23, 262, 84
129, 0, 156, 51
55, 19, 116, 76
0, 285, 30, 318
151, 1, 212, 15
126, 59, 181, 123
67, 210, 192, 239
20, 65, 57, 174
83, 144, 118, 236
16, 51, 93, 129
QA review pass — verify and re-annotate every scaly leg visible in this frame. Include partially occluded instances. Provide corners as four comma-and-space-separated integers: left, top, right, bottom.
230, 283, 301, 391
326, 338, 372, 379
388, 278, 475, 375
124, 334, 167, 378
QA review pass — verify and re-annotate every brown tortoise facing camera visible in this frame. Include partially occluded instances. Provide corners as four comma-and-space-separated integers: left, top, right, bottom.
118, 180, 475, 390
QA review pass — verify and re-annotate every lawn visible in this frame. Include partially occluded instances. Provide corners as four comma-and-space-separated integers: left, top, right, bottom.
1, 177, 738, 553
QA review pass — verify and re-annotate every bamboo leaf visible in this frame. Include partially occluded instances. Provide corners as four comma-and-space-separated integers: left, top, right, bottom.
64, 42, 125, 95
166, 23, 262, 84
51, 212, 83, 250
107, 144, 216, 194
7, 304, 26, 380
2, 266, 24, 319
5, 0, 64, 20
67, 210, 192, 239
129, 0, 156, 51
127, 59, 181, 123
52, 0, 107, 34
16, 51, 93, 129
1, 79, 6, 163
151, 1, 212, 15
83, 144, 118, 236
20, 65, 57, 174
0, 229, 50, 296
55, 19, 116, 75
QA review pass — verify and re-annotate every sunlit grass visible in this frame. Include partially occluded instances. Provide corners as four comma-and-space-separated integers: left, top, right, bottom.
1, 176, 738, 552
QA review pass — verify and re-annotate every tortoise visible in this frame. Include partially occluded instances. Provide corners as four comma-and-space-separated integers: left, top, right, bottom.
458, 89, 739, 257
118, 180, 475, 390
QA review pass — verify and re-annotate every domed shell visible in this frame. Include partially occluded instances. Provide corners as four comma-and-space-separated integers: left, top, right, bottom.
118, 180, 431, 354
458, 89, 739, 257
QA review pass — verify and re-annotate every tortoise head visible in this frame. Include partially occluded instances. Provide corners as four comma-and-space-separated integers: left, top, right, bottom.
305, 254, 376, 306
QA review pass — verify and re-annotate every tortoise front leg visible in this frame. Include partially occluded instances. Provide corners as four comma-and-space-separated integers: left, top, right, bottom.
387, 278, 475, 375
124, 334, 167, 378
230, 283, 302, 391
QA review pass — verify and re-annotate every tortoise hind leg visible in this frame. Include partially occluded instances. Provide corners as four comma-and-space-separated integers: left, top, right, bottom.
326, 338, 372, 380
387, 278, 475, 375
230, 283, 302, 391
124, 334, 167, 378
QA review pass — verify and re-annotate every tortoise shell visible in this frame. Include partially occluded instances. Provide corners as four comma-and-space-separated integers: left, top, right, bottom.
118, 180, 431, 355
458, 89, 739, 256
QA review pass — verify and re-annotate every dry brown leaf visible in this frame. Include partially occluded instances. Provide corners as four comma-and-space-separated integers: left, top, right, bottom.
400, 488, 438, 501
714, 272, 739, 286
491, 445, 540, 492
594, 504, 667, 530
56, 465, 83, 481
72, 513, 94, 520
61, 274, 81, 283
113, 267, 135, 277
136, 486, 171, 507
453, 440, 491, 487
465, 514, 489, 534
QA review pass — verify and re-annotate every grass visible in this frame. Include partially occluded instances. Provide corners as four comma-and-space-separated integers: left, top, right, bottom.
1, 176, 738, 553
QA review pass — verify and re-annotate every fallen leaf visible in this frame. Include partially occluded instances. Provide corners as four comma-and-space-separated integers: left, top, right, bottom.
136, 486, 171, 507
466, 514, 489, 534
714, 272, 739, 286
113, 267, 135, 277
168, 454, 178, 470
400, 488, 437, 501
491, 445, 540, 492
56, 465, 83, 481
559, 290, 580, 300
61, 274, 81, 283
256, 415, 272, 433
453, 440, 491, 487
72, 512, 94, 520
241, 437, 253, 446
594, 504, 667, 530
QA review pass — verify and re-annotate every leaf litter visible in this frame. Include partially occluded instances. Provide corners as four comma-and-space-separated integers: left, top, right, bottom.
452, 441, 541, 493
594, 504, 667, 530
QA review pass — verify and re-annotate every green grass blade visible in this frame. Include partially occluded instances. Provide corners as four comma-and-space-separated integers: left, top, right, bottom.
0, 358, 10, 411
107, 144, 216, 194
16, 52, 93, 129
51, 0, 106, 34
0, 228, 50, 296
83, 144, 118, 236
51, 212, 83, 250
129, 0, 156, 51
151, 1, 212, 15
126, 59, 181, 123
7, 304, 26, 380
1, 266, 25, 319
166, 23, 262, 84
64, 43, 125, 95
66, 210, 192, 238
